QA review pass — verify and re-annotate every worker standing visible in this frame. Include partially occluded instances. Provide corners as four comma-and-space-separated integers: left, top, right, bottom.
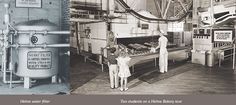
156, 30, 168, 73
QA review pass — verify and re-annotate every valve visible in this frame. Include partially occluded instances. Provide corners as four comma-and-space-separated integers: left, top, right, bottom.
31, 36, 38, 44
60, 51, 70, 56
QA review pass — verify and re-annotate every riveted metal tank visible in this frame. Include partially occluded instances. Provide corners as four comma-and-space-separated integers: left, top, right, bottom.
14, 19, 60, 79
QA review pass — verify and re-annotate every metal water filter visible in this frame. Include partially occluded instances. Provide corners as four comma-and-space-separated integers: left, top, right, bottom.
13, 19, 63, 88
15, 20, 59, 76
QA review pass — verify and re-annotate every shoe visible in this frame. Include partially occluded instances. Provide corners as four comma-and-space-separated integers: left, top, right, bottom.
119, 88, 124, 91
124, 88, 128, 91
160, 71, 164, 74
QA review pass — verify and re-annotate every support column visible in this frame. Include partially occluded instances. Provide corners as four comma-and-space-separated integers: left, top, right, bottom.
52, 75, 58, 83
132, 65, 135, 73
24, 77, 31, 89
163, 0, 171, 19
154, 58, 157, 67
109, 0, 115, 16
76, 22, 80, 54
233, 44, 235, 70
233, 20, 236, 73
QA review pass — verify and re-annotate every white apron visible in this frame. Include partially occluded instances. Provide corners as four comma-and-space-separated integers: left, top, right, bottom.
158, 36, 168, 72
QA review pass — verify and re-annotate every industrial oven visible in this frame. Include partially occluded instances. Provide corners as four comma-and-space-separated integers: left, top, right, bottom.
79, 10, 191, 70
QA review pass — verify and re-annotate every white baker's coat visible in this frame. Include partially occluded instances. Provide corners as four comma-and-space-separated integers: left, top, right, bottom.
158, 35, 168, 72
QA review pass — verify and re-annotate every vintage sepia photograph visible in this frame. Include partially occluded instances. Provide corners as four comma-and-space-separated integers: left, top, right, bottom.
0, 0, 236, 104
0, 0, 70, 94
70, 0, 236, 95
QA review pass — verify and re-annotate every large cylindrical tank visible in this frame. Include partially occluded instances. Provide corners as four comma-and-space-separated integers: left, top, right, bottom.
14, 19, 60, 79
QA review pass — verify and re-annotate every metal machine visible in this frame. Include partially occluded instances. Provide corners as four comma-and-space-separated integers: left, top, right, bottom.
192, 28, 235, 66
192, 1, 236, 67
0, 4, 70, 89
76, 0, 193, 71
199, 4, 236, 27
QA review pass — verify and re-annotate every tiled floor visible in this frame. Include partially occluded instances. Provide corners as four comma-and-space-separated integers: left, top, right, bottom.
70, 53, 236, 95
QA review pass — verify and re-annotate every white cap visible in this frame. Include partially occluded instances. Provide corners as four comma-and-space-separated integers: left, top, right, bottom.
159, 30, 165, 35
160, 30, 164, 34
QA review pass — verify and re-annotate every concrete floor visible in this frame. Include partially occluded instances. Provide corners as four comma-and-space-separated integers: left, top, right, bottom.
0, 73, 70, 95
70, 52, 236, 95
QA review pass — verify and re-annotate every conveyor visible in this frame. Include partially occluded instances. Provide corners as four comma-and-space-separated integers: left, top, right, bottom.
116, 37, 190, 71
129, 46, 190, 67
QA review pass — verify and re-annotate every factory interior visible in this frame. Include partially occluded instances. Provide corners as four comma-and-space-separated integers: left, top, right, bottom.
0, 0, 70, 94
70, 0, 236, 95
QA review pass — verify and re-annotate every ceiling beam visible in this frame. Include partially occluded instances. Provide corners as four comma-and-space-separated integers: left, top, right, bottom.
177, 0, 187, 13
154, 0, 164, 18
163, 0, 171, 19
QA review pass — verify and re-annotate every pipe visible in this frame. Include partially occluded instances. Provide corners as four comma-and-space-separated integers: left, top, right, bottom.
76, 22, 80, 54
210, 0, 215, 26
0, 30, 70, 35
10, 44, 70, 48
9, 27, 14, 88
4, 81, 24, 84
4, 79, 37, 84
233, 44, 235, 69
15, 31, 70, 35
2, 3, 10, 84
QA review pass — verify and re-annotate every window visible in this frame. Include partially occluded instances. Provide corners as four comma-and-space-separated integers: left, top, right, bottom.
168, 22, 184, 32
141, 24, 149, 29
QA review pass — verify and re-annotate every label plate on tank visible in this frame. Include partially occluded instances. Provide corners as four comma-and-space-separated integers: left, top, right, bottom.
27, 51, 52, 69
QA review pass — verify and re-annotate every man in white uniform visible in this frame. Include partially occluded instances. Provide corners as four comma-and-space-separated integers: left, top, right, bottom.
155, 30, 168, 73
